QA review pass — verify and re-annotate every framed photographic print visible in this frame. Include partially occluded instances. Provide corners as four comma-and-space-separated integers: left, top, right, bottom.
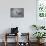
10, 8, 24, 18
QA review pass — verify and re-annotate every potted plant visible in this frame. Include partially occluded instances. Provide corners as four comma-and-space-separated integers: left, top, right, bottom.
32, 25, 39, 30
32, 24, 45, 30
40, 26, 45, 29
33, 32, 46, 43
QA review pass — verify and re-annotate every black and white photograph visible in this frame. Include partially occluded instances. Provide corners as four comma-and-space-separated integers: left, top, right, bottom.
10, 8, 24, 18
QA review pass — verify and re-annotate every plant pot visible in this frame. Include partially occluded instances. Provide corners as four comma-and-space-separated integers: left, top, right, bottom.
37, 39, 40, 43
40, 38, 45, 43
37, 39, 45, 44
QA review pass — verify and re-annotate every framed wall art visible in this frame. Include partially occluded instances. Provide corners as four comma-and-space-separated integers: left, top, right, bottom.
10, 8, 24, 18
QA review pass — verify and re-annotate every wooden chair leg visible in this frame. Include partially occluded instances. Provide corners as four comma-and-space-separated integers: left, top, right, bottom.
15, 33, 18, 46
4, 41, 7, 46
4, 33, 7, 46
17, 34, 18, 46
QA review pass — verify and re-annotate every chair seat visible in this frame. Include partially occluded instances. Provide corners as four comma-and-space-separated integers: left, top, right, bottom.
6, 33, 17, 36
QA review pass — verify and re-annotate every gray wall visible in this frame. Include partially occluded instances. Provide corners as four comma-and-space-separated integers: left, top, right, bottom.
0, 0, 36, 42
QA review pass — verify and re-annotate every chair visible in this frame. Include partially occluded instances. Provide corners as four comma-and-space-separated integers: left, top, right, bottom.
4, 33, 18, 46
18, 33, 30, 46
4, 27, 19, 46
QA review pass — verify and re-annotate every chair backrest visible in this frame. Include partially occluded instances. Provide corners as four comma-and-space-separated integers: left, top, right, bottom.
11, 27, 18, 34
18, 33, 29, 42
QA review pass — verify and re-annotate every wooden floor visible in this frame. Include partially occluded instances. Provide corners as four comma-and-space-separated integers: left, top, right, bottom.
0, 42, 46, 46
